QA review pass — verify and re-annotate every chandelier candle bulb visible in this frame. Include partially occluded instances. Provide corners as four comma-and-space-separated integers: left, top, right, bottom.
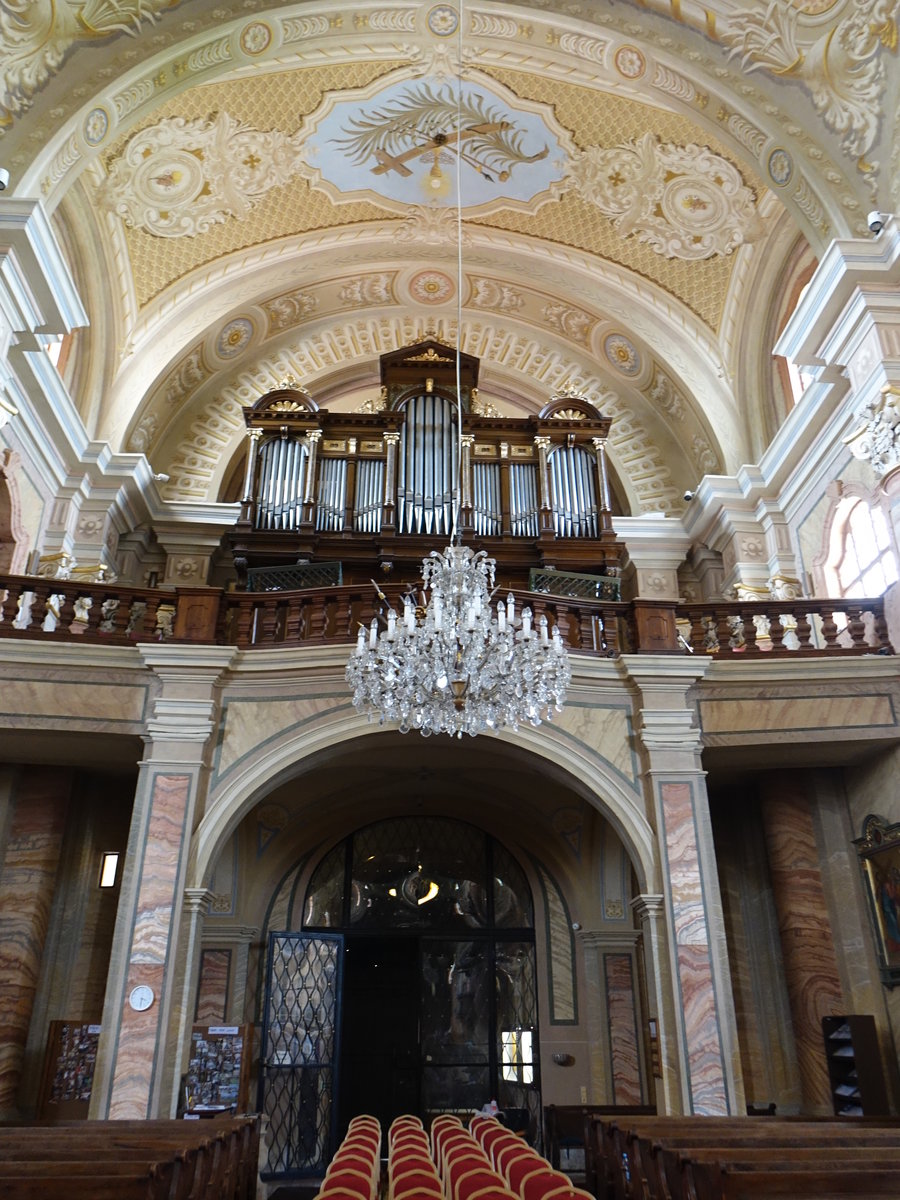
522, 610, 532, 638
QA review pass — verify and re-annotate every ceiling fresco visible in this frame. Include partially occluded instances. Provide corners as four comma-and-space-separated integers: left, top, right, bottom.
0, 1, 896, 514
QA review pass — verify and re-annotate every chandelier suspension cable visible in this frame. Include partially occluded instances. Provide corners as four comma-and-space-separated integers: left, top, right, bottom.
345, 0, 571, 738
450, 0, 464, 548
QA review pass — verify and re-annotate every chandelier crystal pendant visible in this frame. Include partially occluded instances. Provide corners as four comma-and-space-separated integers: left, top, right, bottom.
346, 545, 571, 738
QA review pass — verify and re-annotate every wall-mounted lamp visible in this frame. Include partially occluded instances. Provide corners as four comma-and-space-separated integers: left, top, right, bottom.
99, 851, 119, 888
551, 1052, 575, 1066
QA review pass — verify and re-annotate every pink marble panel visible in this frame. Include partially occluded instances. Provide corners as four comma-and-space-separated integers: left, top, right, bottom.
109, 773, 191, 1119
195, 949, 231, 1024
0, 771, 70, 1112
604, 953, 642, 1105
761, 781, 843, 1112
660, 781, 728, 1114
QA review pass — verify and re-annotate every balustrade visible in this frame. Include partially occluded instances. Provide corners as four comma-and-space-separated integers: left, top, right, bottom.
0, 573, 891, 659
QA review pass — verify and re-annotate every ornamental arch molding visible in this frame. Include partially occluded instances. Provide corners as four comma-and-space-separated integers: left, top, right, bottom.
188, 699, 657, 902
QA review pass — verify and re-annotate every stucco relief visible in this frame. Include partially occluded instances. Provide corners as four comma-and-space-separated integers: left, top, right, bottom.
101, 111, 307, 237
0, 0, 179, 126
566, 133, 762, 260
724, 0, 897, 175
845, 386, 900, 479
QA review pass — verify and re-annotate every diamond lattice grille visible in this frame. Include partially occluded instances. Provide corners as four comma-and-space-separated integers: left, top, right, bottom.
259, 934, 342, 1179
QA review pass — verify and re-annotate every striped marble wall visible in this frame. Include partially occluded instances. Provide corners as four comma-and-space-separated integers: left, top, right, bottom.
195, 949, 231, 1024
109, 772, 192, 1119
760, 776, 844, 1113
659, 780, 729, 1114
0, 769, 71, 1114
604, 952, 643, 1104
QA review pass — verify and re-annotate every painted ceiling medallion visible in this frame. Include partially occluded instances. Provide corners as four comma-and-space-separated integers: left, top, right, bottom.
567, 133, 762, 260
614, 45, 647, 79
427, 5, 459, 36
215, 318, 254, 360
409, 270, 455, 304
604, 334, 642, 376
302, 73, 571, 216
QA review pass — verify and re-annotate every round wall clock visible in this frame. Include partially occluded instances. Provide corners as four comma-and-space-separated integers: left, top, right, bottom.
128, 984, 155, 1012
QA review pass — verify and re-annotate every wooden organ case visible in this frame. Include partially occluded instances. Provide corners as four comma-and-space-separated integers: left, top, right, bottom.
229, 339, 622, 596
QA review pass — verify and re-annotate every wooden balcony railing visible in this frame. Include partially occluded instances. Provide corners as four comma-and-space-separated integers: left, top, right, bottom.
0, 574, 892, 660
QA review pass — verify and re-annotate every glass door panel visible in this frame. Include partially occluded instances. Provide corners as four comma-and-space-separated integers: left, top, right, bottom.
421, 939, 491, 1116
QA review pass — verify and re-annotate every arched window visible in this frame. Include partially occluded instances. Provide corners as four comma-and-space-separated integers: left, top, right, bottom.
817, 486, 899, 599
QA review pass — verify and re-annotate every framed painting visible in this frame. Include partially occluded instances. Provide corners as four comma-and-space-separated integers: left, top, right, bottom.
854, 813, 900, 988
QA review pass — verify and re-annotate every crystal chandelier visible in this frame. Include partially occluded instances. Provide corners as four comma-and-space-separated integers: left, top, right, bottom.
346, 545, 571, 738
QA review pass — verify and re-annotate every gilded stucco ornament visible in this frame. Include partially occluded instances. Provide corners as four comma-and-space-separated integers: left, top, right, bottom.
0, 0, 177, 125
565, 133, 762, 260
845, 386, 900, 479
724, 0, 897, 177
101, 111, 307, 237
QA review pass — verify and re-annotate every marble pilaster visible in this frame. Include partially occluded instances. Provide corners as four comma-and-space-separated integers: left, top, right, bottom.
581, 929, 645, 1105
196, 949, 231, 1023
0, 768, 71, 1116
626, 657, 743, 1116
91, 646, 236, 1119
759, 775, 844, 1114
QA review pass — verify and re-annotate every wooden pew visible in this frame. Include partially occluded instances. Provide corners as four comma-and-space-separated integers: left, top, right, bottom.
0, 1115, 260, 1200
591, 1116, 900, 1200
544, 1104, 656, 1195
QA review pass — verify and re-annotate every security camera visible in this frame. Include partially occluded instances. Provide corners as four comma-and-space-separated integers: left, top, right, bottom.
0, 168, 8, 192
683, 489, 695, 502
868, 210, 889, 234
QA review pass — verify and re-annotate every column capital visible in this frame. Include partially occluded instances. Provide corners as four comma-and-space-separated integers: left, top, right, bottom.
247, 427, 263, 442
383, 431, 400, 446
533, 435, 552, 451
631, 893, 666, 921
184, 888, 214, 914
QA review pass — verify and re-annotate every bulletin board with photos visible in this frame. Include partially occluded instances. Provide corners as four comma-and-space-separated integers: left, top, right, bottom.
37, 1020, 101, 1119
182, 1023, 254, 1115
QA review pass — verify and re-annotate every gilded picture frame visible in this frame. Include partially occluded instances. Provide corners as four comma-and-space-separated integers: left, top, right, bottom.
854, 813, 900, 988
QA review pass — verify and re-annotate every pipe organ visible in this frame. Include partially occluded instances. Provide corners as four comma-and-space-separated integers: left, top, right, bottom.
230, 339, 621, 590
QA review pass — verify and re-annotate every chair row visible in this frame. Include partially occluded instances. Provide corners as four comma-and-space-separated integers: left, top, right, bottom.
388, 1115, 442, 1200
468, 1116, 594, 1200
316, 1116, 383, 1200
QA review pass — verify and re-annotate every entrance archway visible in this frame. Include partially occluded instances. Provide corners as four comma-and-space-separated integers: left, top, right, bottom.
258, 816, 539, 1180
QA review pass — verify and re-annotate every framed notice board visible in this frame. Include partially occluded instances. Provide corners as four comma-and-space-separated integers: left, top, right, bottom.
183, 1024, 253, 1114
37, 1020, 101, 1119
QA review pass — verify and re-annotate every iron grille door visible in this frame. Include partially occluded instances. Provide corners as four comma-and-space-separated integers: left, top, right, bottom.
258, 932, 343, 1180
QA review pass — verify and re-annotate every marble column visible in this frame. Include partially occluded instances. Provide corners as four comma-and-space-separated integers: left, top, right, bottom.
90, 645, 236, 1119
626, 657, 744, 1116
0, 767, 71, 1117
759, 774, 844, 1114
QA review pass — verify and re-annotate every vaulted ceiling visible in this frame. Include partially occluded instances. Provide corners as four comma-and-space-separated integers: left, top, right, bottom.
2, 1, 896, 515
